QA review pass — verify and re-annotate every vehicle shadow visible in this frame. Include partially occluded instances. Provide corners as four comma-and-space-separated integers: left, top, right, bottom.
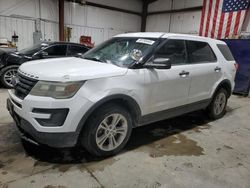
22, 110, 212, 164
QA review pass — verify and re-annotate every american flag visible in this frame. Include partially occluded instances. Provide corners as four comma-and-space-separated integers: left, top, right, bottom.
199, 0, 250, 39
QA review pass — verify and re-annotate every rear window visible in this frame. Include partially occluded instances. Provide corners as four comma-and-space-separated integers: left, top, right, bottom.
186, 41, 217, 63
217, 44, 235, 61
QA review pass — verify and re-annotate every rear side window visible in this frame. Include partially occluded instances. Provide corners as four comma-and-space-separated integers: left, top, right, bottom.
217, 44, 235, 61
68, 45, 88, 56
186, 41, 217, 63
43, 45, 67, 56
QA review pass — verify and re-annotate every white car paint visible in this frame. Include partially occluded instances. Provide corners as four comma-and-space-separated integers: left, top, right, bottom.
19, 57, 128, 82
115, 32, 165, 38
7, 32, 236, 142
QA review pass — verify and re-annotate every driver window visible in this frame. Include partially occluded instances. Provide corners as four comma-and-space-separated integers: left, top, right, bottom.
155, 39, 186, 65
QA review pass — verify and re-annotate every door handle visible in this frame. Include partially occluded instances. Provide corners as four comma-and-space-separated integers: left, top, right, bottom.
179, 70, 190, 77
214, 67, 221, 72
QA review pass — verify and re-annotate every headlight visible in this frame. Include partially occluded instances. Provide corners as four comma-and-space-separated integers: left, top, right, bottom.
30, 81, 84, 99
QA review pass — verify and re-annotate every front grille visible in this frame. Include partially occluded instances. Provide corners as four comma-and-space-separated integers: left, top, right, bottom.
14, 72, 38, 99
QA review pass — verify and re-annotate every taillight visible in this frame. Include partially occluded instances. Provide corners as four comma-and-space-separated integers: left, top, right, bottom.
234, 63, 239, 71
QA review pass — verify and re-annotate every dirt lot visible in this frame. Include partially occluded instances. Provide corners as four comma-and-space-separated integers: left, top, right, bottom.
0, 88, 250, 188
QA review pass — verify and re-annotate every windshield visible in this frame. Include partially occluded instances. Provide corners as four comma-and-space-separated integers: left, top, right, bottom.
82, 37, 158, 67
19, 43, 48, 56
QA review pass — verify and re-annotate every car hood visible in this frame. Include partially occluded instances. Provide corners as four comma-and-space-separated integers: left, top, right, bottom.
2, 52, 31, 65
19, 57, 128, 81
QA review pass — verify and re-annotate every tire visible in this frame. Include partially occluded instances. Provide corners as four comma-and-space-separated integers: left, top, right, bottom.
81, 103, 133, 157
0, 65, 19, 88
207, 88, 228, 120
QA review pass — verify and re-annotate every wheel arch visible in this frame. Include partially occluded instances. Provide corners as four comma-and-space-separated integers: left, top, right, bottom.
76, 94, 142, 135
0, 64, 19, 75
213, 79, 232, 98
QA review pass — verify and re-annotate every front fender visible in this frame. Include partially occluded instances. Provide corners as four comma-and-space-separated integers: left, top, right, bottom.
75, 93, 142, 135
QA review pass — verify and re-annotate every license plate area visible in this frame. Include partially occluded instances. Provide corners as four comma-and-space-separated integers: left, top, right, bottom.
7, 99, 21, 125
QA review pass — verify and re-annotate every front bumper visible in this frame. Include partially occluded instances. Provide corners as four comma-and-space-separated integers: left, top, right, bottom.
7, 90, 94, 148
7, 103, 78, 147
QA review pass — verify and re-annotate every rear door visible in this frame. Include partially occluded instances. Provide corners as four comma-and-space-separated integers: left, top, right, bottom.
186, 40, 223, 103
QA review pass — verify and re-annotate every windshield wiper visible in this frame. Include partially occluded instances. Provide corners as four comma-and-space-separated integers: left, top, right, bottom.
84, 57, 105, 63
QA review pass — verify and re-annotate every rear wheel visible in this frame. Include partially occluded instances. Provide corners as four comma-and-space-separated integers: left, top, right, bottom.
207, 88, 228, 119
81, 103, 133, 157
0, 65, 19, 88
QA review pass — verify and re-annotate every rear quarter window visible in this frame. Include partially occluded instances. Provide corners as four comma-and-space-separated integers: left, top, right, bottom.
217, 44, 235, 61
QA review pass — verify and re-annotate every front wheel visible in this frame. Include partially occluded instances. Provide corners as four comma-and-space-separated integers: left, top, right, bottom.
0, 65, 19, 88
207, 88, 228, 119
81, 103, 133, 157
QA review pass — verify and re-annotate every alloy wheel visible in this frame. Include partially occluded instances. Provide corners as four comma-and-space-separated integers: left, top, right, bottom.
3, 68, 17, 87
95, 113, 128, 151
213, 92, 226, 115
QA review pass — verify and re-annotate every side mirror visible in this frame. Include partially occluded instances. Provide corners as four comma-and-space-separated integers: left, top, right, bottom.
38, 51, 48, 58
144, 58, 171, 69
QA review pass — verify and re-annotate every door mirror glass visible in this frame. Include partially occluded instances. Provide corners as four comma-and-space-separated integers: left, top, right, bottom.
144, 58, 171, 69
130, 49, 143, 63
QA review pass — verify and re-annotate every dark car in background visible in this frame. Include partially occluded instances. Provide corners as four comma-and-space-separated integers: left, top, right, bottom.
0, 42, 90, 88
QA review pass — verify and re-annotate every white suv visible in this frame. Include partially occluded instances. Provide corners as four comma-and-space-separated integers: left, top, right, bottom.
7, 33, 237, 156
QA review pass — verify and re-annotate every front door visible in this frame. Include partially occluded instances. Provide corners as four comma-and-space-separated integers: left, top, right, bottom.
144, 39, 191, 114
